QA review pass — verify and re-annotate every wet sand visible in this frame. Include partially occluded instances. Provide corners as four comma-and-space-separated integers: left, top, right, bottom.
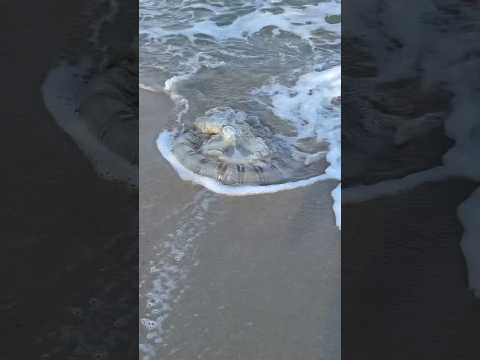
343, 179, 480, 360
2, 2, 138, 357
140, 89, 340, 360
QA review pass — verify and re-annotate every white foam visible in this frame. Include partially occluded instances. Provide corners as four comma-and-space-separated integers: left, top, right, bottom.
441, 31, 480, 297
139, 83, 162, 93
342, 166, 452, 204
142, 2, 340, 42
164, 74, 191, 123
261, 66, 340, 138
256, 65, 341, 226
140, 190, 216, 360
162, 52, 226, 123
343, 0, 480, 296
458, 188, 480, 297
145, 0, 341, 228
157, 65, 341, 229
332, 183, 341, 229
273, 66, 340, 173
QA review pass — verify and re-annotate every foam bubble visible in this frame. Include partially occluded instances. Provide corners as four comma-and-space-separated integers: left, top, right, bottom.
259, 65, 341, 177
253, 65, 341, 228
332, 183, 341, 229
141, 318, 158, 331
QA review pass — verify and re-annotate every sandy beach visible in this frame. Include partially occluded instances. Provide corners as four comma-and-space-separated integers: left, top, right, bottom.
140, 89, 340, 359
342, 178, 480, 360
3, 1, 138, 358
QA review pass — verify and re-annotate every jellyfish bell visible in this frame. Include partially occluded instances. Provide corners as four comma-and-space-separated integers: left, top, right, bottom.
78, 57, 138, 166
221, 125, 237, 145
169, 107, 326, 186
42, 46, 139, 186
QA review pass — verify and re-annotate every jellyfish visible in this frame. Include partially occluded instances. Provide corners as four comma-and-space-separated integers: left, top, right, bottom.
78, 56, 138, 166
170, 107, 325, 186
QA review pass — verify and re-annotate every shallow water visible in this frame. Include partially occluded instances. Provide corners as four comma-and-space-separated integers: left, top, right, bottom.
42, 0, 138, 184
140, 0, 341, 221
139, 2, 341, 358
139, 89, 340, 360
342, 0, 480, 297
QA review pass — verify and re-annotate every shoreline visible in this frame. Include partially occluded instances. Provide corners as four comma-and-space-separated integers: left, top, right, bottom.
139, 88, 340, 360
343, 177, 480, 358
3, 1, 138, 358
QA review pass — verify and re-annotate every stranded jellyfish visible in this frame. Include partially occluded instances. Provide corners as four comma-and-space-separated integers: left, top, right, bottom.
170, 107, 328, 186
78, 56, 138, 166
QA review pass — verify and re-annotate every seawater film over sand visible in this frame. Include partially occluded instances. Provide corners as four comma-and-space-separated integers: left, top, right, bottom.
140, 1, 341, 359
141, 0, 341, 225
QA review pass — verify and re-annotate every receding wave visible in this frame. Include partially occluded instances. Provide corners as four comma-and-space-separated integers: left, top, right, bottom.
140, 0, 341, 226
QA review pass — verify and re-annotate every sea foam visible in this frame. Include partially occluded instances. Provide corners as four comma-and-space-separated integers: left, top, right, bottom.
150, 0, 341, 228
141, 2, 340, 43
255, 65, 341, 226
343, 0, 480, 296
